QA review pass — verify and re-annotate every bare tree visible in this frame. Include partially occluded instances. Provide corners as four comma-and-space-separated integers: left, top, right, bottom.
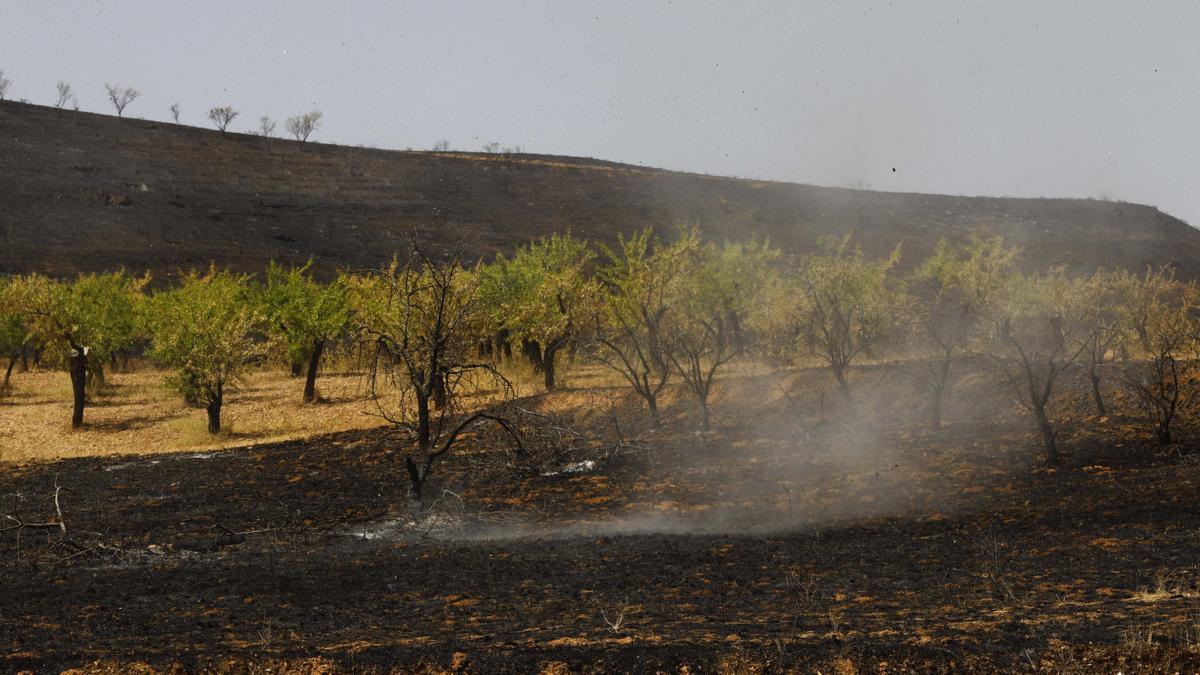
104, 83, 140, 117
284, 110, 322, 142
208, 106, 238, 133
54, 81, 73, 111
344, 239, 518, 508
0, 70, 11, 101
431, 139, 451, 151
169, 102, 180, 123
258, 115, 276, 137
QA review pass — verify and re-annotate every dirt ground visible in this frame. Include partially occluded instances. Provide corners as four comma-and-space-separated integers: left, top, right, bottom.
2, 366, 1200, 673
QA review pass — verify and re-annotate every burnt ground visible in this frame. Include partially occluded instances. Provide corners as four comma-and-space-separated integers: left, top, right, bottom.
3, 374, 1200, 673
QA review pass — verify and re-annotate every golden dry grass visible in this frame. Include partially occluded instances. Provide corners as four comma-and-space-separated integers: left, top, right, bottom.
0, 367, 391, 464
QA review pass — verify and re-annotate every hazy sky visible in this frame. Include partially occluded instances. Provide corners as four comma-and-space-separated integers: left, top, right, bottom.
3, 1, 1198, 225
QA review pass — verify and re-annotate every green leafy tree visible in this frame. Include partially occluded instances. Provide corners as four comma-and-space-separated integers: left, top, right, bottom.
767, 237, 906, 404
591, 229, 694, 421
663, 236, 779, 429
141, 269, 263, 434
478, 233, 599, 391
1077, 269, 1128, 416
344, 242, 516, 507
11, 272, 146, 427
986, 270, 1090, 464
907, 237, 1016, 430
260, 262, 351, 403
0, 279, 28, 391
1115, 267, 1198, 445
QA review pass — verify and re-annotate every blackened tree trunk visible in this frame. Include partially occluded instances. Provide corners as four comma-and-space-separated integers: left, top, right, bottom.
20, 345, 29, 372
1033, 403, 1057, 465
543, 343, 558, 391
1089, 367, 1106, 416
3, 355, 15, 389
303, 338, 325, 404
404, 456, 425, 511
522, 339, 544, 372
290, 360, 303, 377
206, 382, 224, 434
832, 364, 852, 404
69, 349, 87, 428
432, 370, 447, 410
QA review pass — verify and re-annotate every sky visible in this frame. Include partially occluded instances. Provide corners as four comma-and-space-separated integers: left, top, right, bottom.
2, 1, 1198, 225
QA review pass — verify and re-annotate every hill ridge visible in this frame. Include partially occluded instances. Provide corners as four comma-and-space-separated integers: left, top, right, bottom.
2, 99, 1198, 279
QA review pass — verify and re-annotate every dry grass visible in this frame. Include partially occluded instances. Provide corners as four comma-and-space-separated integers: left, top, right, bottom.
0, 366, 389, 464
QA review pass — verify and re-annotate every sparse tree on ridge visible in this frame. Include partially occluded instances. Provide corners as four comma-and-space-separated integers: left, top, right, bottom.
169, 102, 180, 123
54, 81, 73, 111
258, 116, 276, 137
284, 110, 322, 142
0, 70, 12, 101
141, 269, 264, 434
104, 83, 140, 117
431, 139, 451, 151
208, 106, 238, 133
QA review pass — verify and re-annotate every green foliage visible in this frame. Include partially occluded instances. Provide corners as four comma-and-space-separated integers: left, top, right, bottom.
760, 236, 906, 401
592, 228, 699, 417
259, 261, 351, 368
663, 235, 781, 427
10, 271, 147, 364
141, 269, 263, 408
0, 278, 26, 358
479, 232, 599, 352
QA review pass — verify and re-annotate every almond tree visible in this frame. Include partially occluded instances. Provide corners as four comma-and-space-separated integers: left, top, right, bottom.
0, 70, 12, 101
260, 262, 350, 403
285, 110, 322, 142
907, 237, 1015, 430
986, 270, 1090, 464
208, 106, 238, 133
258, 116, 277, 137
778, 237, 907, 404
1115, 267, 1198, 445
0, 280, 26, 391
1077, 269, 1128, 416
479, 233, 599, 391
663, 235, 779, 429
590, 229, 693, 421
54, 81, 73, 111
344, 241, 516, 507
104, 83, 140, 116
141, 269, 263, 434
11, 272, 146, 427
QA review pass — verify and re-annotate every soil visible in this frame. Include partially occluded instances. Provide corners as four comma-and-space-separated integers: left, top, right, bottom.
3, 369, 1200, 673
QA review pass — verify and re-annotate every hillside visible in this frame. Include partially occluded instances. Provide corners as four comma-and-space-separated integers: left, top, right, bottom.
2, 100, 1198, 279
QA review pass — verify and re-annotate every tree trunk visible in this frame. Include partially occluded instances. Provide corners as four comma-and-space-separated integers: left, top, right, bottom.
522, 339, 543, 372
1089, 368, 1106, 416
20, 345, 29, 372
699, 397, 710, 431
303, 338, 325, 404
404, 457, 425, 512
832, 365, 852, 404
543, 344, 558, 391
69, 349, 87, 428
1033, 404, 1057, 465
3, 355, 15, 389
432, 370, 447, 410
930, 384, 943, 432
206, 383, 223, 434
290, 360, 303, 377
